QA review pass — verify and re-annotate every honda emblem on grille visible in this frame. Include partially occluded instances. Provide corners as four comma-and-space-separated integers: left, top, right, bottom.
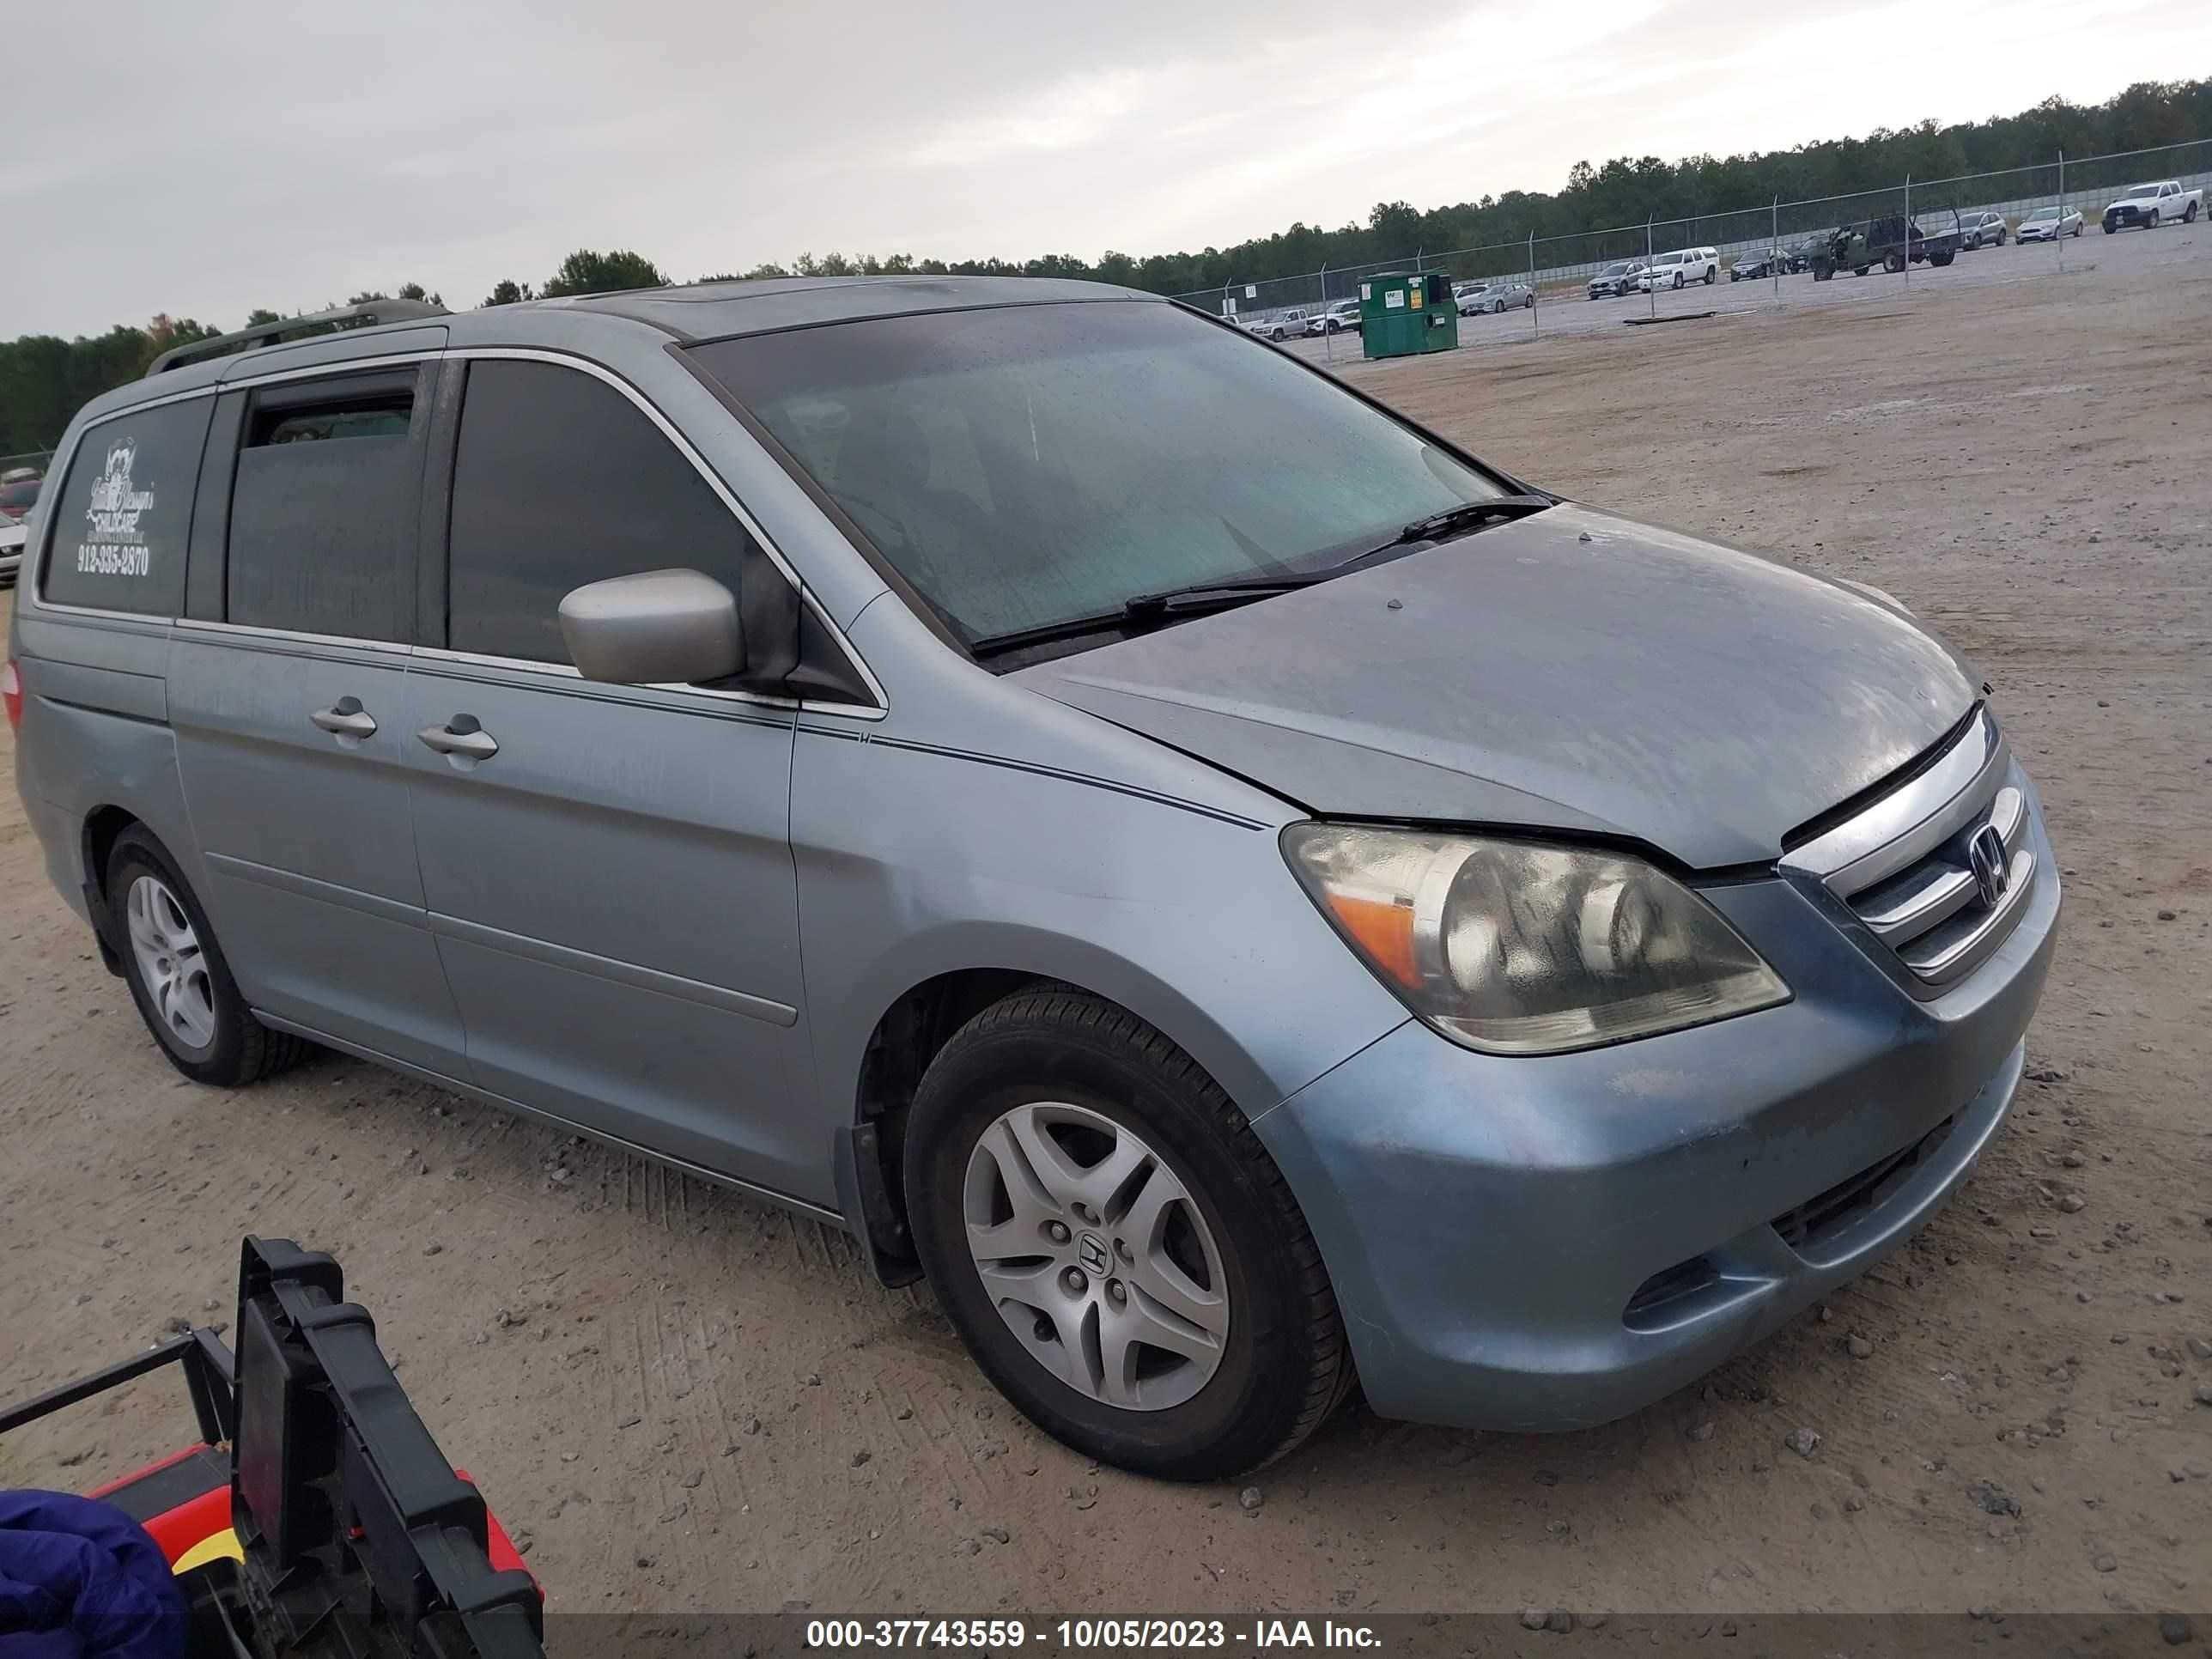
1967, 823, 2010, 907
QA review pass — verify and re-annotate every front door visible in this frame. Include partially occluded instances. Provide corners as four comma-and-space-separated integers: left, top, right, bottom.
168, 365, 469, 1070
404, 354, 817, 1197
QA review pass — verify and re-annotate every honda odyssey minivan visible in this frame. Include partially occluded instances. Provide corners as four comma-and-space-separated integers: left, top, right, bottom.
9, 279, 2057, 1479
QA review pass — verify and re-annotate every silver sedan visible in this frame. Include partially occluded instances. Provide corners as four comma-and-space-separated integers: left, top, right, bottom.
2015, 204, 2083, 241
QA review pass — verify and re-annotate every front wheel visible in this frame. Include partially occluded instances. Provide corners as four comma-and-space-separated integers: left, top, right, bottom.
106, 826, 310, 1086
2146, 210, 2160, 230
905, 989, 1352, 1480
2103, 221, 2116, 234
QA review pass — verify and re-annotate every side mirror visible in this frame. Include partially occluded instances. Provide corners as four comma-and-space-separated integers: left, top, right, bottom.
558, 568, 744, 685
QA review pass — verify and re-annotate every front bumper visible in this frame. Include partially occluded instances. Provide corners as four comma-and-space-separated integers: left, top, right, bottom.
1252, 792, 2059, 1432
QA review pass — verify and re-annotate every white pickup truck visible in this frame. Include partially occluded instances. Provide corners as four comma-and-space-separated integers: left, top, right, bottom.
2100, 179, 2201, 233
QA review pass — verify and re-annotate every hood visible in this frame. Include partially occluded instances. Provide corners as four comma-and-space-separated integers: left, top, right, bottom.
1015, 503, 1977, 869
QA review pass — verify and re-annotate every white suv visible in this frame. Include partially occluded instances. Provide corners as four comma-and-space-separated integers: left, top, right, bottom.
1638, 247, 1719, 290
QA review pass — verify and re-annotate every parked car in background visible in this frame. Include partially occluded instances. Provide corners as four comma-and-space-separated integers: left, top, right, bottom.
1456, 280, 1532, 313
1959, 211, 2009, 249
1452, 281, 1520, 314
2101, 180, 2200, 232
7, 276, 2061, 1480
1638, 247, 1718, 290
0, 515, 23, 587
1307, 299, 1363, 336
1729, 247, 1786, 281
0, 473, 40, 526
2015, 204, 2084, 241
1587, 260, 1644, 299
1786, 234, 1831, 273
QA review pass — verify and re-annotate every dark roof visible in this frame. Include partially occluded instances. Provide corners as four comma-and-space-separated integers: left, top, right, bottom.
549, 274, 1159, 341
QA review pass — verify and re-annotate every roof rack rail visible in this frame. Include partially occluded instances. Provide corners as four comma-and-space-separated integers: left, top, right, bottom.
144, 297, 452, 378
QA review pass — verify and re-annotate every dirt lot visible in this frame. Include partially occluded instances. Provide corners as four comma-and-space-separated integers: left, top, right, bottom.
3, 229, 2208, 1622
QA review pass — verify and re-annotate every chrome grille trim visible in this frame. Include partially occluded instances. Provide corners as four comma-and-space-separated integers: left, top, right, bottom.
1784, 708, 2037, 990
1782, 707, 2006, 896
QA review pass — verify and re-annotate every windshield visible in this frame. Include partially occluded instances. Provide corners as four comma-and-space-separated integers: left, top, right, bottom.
2124, 183, 2154, 195
2025, 207, 2057, 221
693, 301, 1504, 643
1599, 263, 1632, 276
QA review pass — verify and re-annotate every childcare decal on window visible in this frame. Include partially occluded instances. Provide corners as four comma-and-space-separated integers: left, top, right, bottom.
76, 436, 155, 577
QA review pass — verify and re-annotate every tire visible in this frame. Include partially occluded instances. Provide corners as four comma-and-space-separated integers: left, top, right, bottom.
2186, 201, 2199, 223
1929, 247, 1954, 267
1703, 266, 1715, 284
1854, 265, 1869, 277
1670, 271, 1683, 289
904, 988, 1352, 1480
1522, 293, 1534, 308
2074, 222, 2082, 237
2103, 222, 2115, 234
2146, 210, 2160, 230
105, 825, 310, 1087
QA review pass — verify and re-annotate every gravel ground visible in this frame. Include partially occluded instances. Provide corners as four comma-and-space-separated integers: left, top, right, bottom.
3, 225, 2208, 1620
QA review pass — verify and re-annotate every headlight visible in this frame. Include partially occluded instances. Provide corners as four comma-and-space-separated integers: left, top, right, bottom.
1281, 824, 1790, 1054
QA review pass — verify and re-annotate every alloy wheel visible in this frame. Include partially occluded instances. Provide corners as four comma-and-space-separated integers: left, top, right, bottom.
962, 1100, 1229, 1412
125, 874, 216, 1051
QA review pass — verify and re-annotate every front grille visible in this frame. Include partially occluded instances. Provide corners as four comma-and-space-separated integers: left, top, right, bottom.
1771, 1115, 1955, 1252
1784, 708, 2038, 990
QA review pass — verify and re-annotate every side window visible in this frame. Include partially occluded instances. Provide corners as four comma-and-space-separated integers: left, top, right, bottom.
444, 361, 757, 665
227, 371, 422, 641
40, 398, 211, 616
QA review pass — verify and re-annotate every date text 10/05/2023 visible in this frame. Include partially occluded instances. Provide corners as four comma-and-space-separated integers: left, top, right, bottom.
805, 1620, 1385, 1650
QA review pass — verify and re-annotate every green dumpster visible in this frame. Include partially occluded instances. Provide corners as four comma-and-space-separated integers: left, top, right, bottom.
1360, 271, 1458, 359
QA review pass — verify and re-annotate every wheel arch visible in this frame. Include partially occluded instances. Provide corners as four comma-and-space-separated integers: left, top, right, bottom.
833, 936, 1306, 1287
80, 803, 145, 975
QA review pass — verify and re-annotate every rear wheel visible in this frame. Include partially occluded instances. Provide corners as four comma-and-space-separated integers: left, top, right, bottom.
905, 988, 1352, 1480
106, 826, 308, 1087
1703, 266, 1715, 284
2186, 201, 2200, 223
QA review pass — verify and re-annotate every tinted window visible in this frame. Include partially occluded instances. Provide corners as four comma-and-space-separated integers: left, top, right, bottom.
40, 398, 210, 615
445, 361, 755, 664
691, 301, 1504, 643
227, 377, 419, 640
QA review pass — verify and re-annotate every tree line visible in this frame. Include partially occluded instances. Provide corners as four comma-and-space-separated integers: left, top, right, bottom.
3, 78, 2204, 459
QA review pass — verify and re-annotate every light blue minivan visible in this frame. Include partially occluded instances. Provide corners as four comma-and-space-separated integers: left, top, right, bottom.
8, 280, 2057, 1477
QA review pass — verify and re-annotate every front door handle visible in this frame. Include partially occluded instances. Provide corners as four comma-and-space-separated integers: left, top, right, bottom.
416, 716, 499, 762
311, 697, 377, 739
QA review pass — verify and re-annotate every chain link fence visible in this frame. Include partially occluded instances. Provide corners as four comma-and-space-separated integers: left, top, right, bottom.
1183, 137, 2211, 347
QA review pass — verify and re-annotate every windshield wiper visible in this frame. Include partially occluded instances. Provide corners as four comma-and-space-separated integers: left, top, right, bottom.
968, 575, 1319, 660
1378, 493, 1555, 555
966, 495, 1556, 662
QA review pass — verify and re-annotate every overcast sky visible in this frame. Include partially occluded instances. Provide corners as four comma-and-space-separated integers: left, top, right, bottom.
5, 0, 2205, 337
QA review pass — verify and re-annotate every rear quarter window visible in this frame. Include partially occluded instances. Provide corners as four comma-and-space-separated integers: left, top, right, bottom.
40, 398, 212, 615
